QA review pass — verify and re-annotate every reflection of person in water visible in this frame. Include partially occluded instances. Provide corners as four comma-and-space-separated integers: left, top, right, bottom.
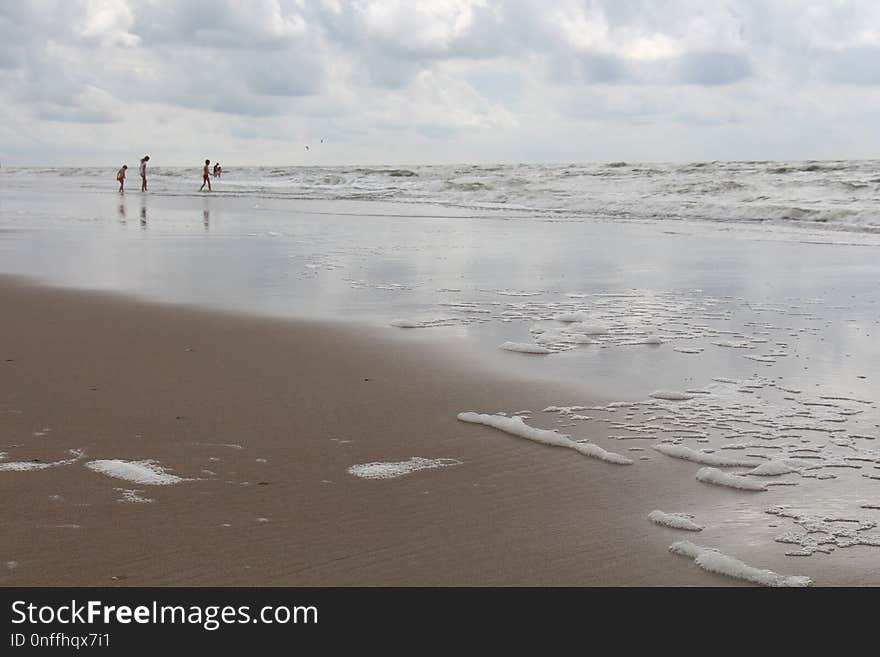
140, 203, 147, 226
118, 202, 126, 223
203, 209, 210, 229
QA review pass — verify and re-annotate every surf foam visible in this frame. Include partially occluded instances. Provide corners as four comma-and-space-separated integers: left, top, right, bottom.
653, 444, 763, 467
0, 449, 84, 472
115, 488, 155, 503
649, 510, 704, 532
696, 466, 767, 491
747, 460, 803, 476
670, 541, 812, 587
85, 459, 185, 485
457, 412, 632, 464
347, 457, 461, 479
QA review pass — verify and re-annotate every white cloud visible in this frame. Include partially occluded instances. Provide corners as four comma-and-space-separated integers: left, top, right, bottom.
76, 0, 140, 47
354, 0, 489, 54
3, 0, 880, 165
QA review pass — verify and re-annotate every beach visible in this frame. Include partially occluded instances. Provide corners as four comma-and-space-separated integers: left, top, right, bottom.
2, 165, 880, 586
0, 277, 730, 586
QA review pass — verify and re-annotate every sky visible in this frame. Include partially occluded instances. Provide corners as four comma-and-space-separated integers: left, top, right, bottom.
3, 0, 880, 166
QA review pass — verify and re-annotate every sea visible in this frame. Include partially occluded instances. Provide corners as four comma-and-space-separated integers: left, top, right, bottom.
3, 159, 880, 237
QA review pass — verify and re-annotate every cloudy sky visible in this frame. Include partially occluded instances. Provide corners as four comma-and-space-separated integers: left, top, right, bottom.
2, 0, 880, 166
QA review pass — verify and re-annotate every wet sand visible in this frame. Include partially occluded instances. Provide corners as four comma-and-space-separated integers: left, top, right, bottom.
0, 276, 777, 587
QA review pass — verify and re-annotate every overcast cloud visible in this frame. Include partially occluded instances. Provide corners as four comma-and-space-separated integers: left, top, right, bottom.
2, 0, 880, 165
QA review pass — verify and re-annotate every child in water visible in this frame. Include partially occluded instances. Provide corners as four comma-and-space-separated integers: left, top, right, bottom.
139, 155, 149, 192
200, 159, 212, 192
117, 164, 127, 192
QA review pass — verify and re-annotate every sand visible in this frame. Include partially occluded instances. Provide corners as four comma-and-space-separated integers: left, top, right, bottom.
0, 276, 771, 587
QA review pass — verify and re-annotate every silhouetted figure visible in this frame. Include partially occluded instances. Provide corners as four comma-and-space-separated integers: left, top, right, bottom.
200, 159, 212, 192
139, 155, 150, 192
117, 164, 127, 192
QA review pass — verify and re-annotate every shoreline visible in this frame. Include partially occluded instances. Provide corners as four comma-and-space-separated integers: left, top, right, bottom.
0, 276, 758, 586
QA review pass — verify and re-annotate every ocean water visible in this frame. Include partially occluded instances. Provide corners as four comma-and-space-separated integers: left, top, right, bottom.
2, 162, 880, 585
3, 159, 880, 236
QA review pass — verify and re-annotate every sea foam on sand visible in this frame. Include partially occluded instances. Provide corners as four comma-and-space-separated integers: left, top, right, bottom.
115, 488, 155, 503
457, 412, 632, 465
347, 457, 461, 479
696, 466, 767, 491
649, 510, 704, 532
0, 449, 84, 472
746, 460, 803, 476
653, 444, 763, 468
670, 541, 812, 587
85, 459, 185, 485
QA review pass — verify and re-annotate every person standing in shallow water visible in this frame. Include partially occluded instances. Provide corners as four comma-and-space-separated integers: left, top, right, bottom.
200, 159, 212, 192
116, 164, 127, 192
139, 155, 150, 192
